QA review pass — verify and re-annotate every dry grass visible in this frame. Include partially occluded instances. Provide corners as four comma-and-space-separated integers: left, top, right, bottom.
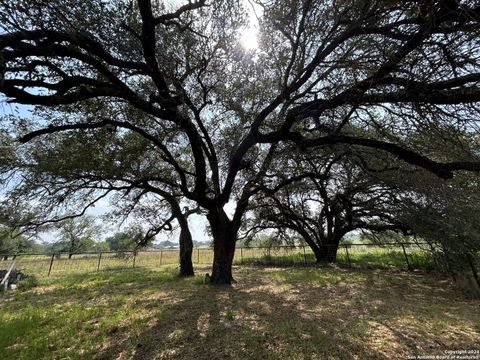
1, 244, 434, 278
1, 265, 479, 359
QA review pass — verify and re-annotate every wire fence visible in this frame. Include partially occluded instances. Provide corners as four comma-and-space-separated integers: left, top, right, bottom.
0, 242, 434, 278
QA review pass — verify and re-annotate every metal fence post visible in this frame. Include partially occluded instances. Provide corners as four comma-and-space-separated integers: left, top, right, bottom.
96, 252, 102, 272
344, 244, 352, 267
401, 243, 412, 271
302, 246, 307, 265
48, 254, 55, 277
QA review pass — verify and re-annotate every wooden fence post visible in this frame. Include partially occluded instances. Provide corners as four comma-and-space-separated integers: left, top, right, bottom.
133, 251, 137, 268
197, 248, 200, 264
303, 246, 307, 265
96, 252, 102, 272
240, 247, 243, 264
160, 250, 163, 266
48, 254, 55, 277
344, 244, 352, 267
401, 243, 412, 271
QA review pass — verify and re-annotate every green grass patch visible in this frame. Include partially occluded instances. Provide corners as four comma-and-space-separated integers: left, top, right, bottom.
236, 248, 435, 271
16, 275, 39, 291
4, 247, 436, 280
0, 266, 478, 359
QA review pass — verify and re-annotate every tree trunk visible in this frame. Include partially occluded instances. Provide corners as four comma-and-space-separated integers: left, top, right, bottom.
178, 215, 194, 277
298, 233, 323, 264
68, 253, 73, 259
167, 197, 195, 277
315, 237, 341, 263
207, 208, 238, 285
324, 243, 340, 262
467, 253, 480, 290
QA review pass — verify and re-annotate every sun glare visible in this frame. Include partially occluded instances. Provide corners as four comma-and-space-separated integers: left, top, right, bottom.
240, 28, 258, 51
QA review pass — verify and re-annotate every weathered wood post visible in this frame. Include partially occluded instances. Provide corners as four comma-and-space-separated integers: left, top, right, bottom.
401, 243, 412, 271
344, 244, 352, 267
48, 254, 55, 277
96, 252, 102, 272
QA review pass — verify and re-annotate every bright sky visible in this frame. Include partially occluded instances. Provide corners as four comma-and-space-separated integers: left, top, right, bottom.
240, 27, 259, 51
240, 1, 261, 51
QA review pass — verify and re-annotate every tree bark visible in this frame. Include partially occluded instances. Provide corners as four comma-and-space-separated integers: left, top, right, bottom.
178, 215, 194, 277
298, 233, 323, 264
467, 253, 480, 290
324, 242, 340, 262
207, 208, 238, 285
165, 196, 195, 277
314, 236, 342, 263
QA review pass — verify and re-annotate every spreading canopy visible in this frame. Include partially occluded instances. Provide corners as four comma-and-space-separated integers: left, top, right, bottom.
1, 0, 480, 283
247, 145, 411, 262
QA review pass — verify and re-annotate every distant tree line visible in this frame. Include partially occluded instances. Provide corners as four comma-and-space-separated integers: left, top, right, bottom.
0, 214, 209, 257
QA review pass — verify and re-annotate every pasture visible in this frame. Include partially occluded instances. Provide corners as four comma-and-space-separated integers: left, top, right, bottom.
1, 264, 479, 359
0, 243, 434, 278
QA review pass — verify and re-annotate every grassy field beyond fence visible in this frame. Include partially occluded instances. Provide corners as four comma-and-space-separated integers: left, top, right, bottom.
0, 243, 435, 278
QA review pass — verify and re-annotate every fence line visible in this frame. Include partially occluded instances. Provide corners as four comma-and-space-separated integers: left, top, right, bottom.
0, 242, 433, 278
0, 242, 430, 258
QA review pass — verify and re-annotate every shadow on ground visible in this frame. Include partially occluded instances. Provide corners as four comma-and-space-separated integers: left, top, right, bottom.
1, 266, 479, 360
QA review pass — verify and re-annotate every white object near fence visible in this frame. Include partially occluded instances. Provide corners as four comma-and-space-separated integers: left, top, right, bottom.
1, 260, 16, 291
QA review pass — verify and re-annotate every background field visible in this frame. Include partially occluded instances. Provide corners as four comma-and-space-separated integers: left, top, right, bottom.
0, 243, 435, 279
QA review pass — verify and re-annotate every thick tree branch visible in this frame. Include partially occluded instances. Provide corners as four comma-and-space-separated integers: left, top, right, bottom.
293, 134, 480, 179
19, 119, 192, 195
154, 0, 207, 25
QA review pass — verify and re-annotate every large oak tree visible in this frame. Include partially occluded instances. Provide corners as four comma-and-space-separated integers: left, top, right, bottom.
248, 146, 410, 263
1, 0, 480, 283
